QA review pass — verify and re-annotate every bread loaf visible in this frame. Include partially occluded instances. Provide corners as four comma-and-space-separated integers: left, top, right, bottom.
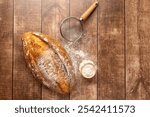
21, 32, 75, 94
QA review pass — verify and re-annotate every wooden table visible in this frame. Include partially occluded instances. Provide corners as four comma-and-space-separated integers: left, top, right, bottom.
0, 0, 150, 100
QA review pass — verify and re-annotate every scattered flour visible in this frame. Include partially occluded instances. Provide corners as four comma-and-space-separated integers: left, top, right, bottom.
64, 44, 88, 73
62, 33, 96, 78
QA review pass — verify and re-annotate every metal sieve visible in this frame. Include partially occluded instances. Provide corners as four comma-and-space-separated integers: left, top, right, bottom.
60, 1, 98, 42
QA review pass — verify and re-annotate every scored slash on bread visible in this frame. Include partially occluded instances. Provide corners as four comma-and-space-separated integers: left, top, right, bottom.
21, 32, 75, 94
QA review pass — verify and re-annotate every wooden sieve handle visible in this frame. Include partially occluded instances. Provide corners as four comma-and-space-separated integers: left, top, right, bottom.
80, 1, 98, 21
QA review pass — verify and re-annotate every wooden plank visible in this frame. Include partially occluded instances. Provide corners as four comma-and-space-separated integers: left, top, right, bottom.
13, 0, 42, 99
42, 0, 70, 99
0, 0, 13, 99
126, 0, 150, 99
98, 0, 125, 99
70, 0, 97, 100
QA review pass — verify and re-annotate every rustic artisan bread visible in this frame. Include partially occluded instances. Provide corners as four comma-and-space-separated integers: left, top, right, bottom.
21, 32, 75, 94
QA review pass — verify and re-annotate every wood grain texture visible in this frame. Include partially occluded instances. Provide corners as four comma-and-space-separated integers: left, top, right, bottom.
42, 0, 70, 100
70, 0, 97, 100
13, 0, 42, 99
0, 0, 13, 99
98, 0, 125, 99
126, 0, 150, 99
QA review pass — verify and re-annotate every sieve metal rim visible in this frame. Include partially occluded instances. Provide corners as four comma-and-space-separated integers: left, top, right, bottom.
60, 16, 84, 42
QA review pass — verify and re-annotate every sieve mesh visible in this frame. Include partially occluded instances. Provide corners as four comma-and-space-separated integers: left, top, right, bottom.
60, 17, 83, 42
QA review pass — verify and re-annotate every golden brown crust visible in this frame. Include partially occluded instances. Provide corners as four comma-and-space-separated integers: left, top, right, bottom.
22, 32, 48, 60
21, 32, 75, 94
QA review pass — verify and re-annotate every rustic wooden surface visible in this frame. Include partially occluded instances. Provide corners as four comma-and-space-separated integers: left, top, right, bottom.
0, 0, 150, 100
126, 0, 150, 99
98, 0, 125, 99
